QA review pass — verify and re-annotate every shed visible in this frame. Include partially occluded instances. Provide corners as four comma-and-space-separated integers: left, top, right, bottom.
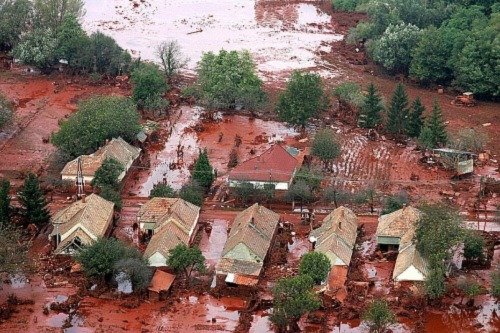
148, 270, 175, 301
432, 148, 475, 175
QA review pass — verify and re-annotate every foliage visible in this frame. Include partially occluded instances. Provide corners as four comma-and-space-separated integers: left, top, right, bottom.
114, 258, 152, 292
87, 32, 132, 76
99, 186, 122, 210
333, 81, 365, 109
52, 96, 140, 157
0, 179, 11, 227
276, 71, 327, 128
55, 15, 91, 71
299, 252, 331, 284
271, 275, 320, 328
91, 158, 124, 190
156, 40, 188, 80
131, 62, 168, 108
311, 128, 341, 170
418, 101, 447, 149
0, 0, 32, 51
76, 238, 143, 282
197, 50, 265, 110
150, 183, 176, 198
406, 97, 425, 138
18, 173, 50, 227
370, 23, 422, 74
362, 299, 396, 333
359, 83, 383, 128
463, 231, 485, 262
0, 94, 13, 129
457, 278, 482, 299
386, 83, 410, 135
33, 0, 84, 31
381, 193, 409, 215
425, 265, 446, 299
179, 182, 204, 207
167, 244, 205, 284
12, 28, 58, 70
0, 225, 31, 277
294, 167, 323, 191
192, 149, 214, 190
332, 0, 360, 12
286, 180, 314, 209
491, 269, 500, 298
449, 128, 488, 154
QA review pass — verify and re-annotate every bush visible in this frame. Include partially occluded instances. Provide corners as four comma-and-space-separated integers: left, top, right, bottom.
52, 96, 140, 157
114, 258, 152, 292
76, 238, 142, 282
12, 28, 58, 71
87, 32, 132, 76
299, 252, 331, 284
179, 182, 204, 207
362, 299, 396, 333
0, 94, 13, 129
0, 0, 32, 51
197, 50, 265, 110
311, 128, 341, 170
276, 71, 326, 128
457, 278, 482, 301
332, 0, 360, 12
449, 128, 488, 154
333, 82, 365, 109
131, 63, 168, 108
463, 231, 485, 262
150, 183, 176, 198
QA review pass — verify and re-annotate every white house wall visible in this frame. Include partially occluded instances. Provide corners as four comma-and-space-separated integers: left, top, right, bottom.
228, 180, 289, 190
148, 252, 167, 267
394, 265, 425, 282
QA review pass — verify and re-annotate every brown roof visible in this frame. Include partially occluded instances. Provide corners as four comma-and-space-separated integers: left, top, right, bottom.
53, 228, 94, 254
138, 197, 200, 232
393, 243, 428, 280
217, 204, 280, 277
144, 221, 191, 259
51, 194, 114, 252
376, 206, 421, 239
148, 270, 175, 293
234, 274, 259, 286
228, 145, 298, 183
311, 206, 358, 266
61, 137, 140, 177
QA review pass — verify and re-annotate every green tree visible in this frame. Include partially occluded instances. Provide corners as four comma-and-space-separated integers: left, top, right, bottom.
232, 182, 257, 206
381, 193, 409, 215
179, 182, 204, 207
286, 180, 314, 210
18, 173, 50, 227
362, 299, 396, 333
491, 269, 500, 298
276, 71, 326, 128
156, 40, 188, 80
150, 183, 176, 198
270, 275, 320, 329
192, 149, 214, 190
88, 32, 132, 76
33, 0, 84, 31
370, 23, 422, 74
0, 0, 32, 51
0, 225, 32, 277
197, 50, 265, 110
131, 63, 168, 108
299, 252, 331, 284
99, 186, 122, 210
418, 101, 447, 149
12, 28, 58, 71
311, 128, 341, 170
91, 158, 124, 190
425, 265, 446, 299
0, 94, 13, 129
52, 96, 140, 157
406, 97, 425, 138
457, 278, 482, 305
0, 179, 11, 227
114, 258, 152, 292
386, 83, 410, 136
359, 83, 383, 128
294, 167, 323, 191
167, 244, 205, 286
76, 238, 143, 282
463, 231, 485, 262
55, 14, 91, 71
332, 0, 360, 12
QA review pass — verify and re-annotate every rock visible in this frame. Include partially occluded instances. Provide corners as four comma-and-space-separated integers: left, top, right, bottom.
482, 123, 491, 127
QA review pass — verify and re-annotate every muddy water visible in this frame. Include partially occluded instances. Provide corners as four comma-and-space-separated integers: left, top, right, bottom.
82, 0, 343, 80
199, 218, 229, 268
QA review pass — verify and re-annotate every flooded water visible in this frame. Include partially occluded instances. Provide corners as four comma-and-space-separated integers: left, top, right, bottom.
287, 235, 310, 262
199, 218, 229, 268
82, 0, 343, 80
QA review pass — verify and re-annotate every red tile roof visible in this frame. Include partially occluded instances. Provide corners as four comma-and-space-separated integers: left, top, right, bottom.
148, 270, 175, 293
228, 145, 298, 183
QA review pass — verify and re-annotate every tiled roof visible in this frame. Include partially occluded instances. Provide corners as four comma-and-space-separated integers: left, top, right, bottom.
51, 194, 114, 252
217, 204, 280, 277
376, 206, 421, 238
138, 197, 200, 233
53, 228, 94, 254
61, 137, 140, 177
311, 206, 358, 266
148, 270, 175, 293
228, 145, 298, 183
393, 243, 428, 280
144, 222, 190, 259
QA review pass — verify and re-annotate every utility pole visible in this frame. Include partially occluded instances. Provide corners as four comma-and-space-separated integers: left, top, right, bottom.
76, 156, 84, 199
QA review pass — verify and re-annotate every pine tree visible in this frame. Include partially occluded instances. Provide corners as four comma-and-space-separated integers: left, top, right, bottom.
419, 101, 447, 149
18, 173, 50, 227
192, 149, 214, 190
359, 83, 383, 129
406, 97, 425, 138
386, 83, 410, 135
0, 179, 11, 227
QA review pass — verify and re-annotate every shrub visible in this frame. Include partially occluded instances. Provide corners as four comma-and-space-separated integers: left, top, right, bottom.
463, 231, 485, 262
449, 128, 488, 154
491, 269, 500, 298
0, 94, 13, 129
299, 252, 331, 284
12, 28, 58, 71
150, 183, 176, 198
197, 50, 265, 110
179, 182, 204, 207
362, 299, 396, 333
52, 96, 140, 157
114, 258, 152, 292
276, 71, 326, 128
333, 82, 365, 109
131, 63, 168, 108
311, 128, 341, 170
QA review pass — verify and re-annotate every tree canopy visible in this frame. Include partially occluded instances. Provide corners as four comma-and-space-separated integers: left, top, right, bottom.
192, 149, 214, 190
0, 179, 11, 227
359, 83, 383, 128
386, 83, 410, 136
91, 158, 124, 190
167, 244, 205, 285
311, 128, 341, 170
299, 252, 331, 284
362, 299, 396, 333
150, 183, 176, 198
418, 101, 447, 149
131, 62, 168, 108
18, 173, 50, 227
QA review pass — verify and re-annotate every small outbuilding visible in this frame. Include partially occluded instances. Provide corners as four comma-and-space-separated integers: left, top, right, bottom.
148, 270, 176, 301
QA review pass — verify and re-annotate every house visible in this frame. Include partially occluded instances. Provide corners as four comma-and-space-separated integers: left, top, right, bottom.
216, 203, 280, 286
50, 194, 114, 254
142, 198, 201, 267
148, 269, 176, 301
376, 206, 428, 282
310, 206, 358, 267
227, 145, 298, 191
61, 137, 141, 185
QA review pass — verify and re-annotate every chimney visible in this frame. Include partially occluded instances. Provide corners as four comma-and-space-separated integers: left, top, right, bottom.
338, 221, 342, 230
168, 206, 172, 215
250, 217, 255, 225
81, 194, 86, 203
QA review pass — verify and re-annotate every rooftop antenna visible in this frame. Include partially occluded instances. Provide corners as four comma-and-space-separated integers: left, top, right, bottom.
76, 156, 84, 199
